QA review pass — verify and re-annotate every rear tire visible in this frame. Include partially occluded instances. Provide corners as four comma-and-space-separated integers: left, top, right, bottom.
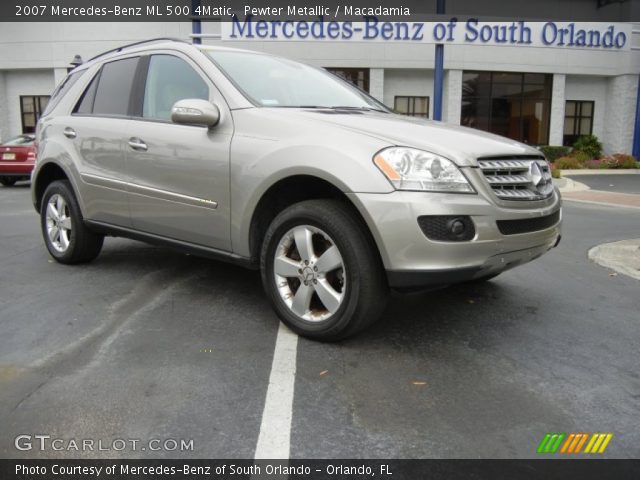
0, 177, 17, 186
40, 180, 104, 264
261, 199, 388, 341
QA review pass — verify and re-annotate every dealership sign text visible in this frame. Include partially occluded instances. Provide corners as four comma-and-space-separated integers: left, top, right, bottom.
223, 18, 630, 50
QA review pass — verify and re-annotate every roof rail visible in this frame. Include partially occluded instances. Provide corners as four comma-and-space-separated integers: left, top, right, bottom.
87, 37, 190, 63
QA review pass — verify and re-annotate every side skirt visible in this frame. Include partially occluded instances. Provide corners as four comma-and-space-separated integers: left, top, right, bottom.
85, 220, 257, 270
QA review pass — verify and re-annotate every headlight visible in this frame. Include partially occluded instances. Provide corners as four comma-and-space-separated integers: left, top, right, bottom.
374, 147, 475, 193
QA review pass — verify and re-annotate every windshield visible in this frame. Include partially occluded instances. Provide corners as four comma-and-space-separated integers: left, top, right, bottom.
208, 50, 388, 111
2, 135, 34, 146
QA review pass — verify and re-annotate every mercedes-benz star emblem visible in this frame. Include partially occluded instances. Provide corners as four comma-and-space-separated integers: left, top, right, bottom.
529, 162, 543, 188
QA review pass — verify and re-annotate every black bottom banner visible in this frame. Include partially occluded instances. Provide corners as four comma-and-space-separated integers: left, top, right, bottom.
2, 459, 640, 480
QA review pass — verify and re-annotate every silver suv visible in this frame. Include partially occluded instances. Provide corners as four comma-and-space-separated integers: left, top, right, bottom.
32, 38, 562, 340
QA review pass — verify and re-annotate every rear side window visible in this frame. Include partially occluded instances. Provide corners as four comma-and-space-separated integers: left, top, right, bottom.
143, 55, 209, 121
92, 57, 139, 116
74, 73, 99, 114
41, 70, 84, 116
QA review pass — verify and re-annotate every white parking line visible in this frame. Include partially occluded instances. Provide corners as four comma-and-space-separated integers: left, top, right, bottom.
254, 322, 299, 459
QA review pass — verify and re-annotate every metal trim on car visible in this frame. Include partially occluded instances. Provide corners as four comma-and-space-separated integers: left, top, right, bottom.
81, 173, 218, 209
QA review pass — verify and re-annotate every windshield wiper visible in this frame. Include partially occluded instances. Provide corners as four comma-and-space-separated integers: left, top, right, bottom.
329, 106, 388, 113
269, 105, 389, 113
270, 105, 327, 109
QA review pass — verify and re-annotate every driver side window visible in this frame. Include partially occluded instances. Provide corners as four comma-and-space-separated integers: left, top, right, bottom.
143, 55, 209, 121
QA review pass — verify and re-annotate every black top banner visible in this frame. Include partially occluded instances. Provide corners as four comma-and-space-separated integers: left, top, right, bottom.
1, 0, 638, 22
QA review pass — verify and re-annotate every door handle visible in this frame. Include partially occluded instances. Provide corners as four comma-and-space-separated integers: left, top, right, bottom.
128, 137, 147, 152
63, 127, 76, 139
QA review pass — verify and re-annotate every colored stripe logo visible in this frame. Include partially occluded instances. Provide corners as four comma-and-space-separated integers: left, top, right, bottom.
537, 433, 613, 454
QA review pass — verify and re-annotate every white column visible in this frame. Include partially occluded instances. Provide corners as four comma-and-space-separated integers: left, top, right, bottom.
369, 68, 384, 103
442, 69, 462, 124
53, 68, 68, 87
0, 72, 7, 142
603, 74, 638, 154
548, 74, 566, 146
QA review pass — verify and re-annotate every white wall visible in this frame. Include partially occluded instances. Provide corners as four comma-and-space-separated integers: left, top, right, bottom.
565, 75, 608, 147
383, 69, 434, 117
0, 23, 192, 70
1, 70, 55, 141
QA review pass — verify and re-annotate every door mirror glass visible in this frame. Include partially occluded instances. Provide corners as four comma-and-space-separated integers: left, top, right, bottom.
171, 99, 220, 127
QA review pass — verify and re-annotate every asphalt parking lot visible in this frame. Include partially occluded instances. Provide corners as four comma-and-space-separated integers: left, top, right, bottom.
566, 173, 640, 194
1, 182, 639, 459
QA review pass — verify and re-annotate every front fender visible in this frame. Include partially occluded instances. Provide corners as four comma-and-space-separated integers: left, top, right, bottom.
229, 136, 393, 257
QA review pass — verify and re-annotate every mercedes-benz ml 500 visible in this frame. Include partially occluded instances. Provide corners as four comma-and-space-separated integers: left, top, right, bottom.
32, 39, 562, 340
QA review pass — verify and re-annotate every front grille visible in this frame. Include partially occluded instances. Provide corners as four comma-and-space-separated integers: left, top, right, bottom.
496, 210, 561, 235
477, 156, 553, 201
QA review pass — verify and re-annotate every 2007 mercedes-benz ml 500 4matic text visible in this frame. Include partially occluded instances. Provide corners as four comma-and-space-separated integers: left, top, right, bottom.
32, 38, 562, 340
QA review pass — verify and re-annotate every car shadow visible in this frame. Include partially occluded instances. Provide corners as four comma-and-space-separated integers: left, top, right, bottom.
0, 181, 31, 189
82, 239, 523, 348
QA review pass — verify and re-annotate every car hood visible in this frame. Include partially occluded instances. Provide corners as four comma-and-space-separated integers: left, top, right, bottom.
283, 109, 543, 166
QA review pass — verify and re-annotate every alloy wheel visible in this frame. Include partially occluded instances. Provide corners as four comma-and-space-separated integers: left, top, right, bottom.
273, 225, 346, 322
45, 194, 72, 253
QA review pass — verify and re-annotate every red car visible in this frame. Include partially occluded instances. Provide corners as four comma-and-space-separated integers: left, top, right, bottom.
0, 134, 36, 186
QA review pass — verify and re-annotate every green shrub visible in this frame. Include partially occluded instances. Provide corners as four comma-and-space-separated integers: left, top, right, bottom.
572, 135, 603, 160
539, 146, 571, 162
555, 156, 584, 170
570, 149, 592, 163
551, 166, 561, 178
600, 153, 638, 169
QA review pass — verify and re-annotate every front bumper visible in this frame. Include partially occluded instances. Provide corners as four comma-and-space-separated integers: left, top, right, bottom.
347, 189, 562, 288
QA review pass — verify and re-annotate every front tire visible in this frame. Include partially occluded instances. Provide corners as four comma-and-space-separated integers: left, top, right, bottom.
261, 199, 388, 341
40, 180, 104, 264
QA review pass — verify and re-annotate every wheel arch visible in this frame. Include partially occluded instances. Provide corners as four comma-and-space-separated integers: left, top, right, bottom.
32, 161, 76, 214
247, 174, 384, 269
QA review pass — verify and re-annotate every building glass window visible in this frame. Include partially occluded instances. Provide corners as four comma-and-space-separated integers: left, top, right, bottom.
461, 71, 552, 145
563, 100, 594, 146
326, 68, 370, 92
20, 96, 50, 134
394, 96, 429, 118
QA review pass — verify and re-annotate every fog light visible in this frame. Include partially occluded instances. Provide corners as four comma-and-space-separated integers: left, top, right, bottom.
448, 219, 466, 236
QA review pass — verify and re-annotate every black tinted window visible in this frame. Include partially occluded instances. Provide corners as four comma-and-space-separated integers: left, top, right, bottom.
143, 55, 208, 121
74, 73, 99, 114
42, 70, 84, 116
92, 57, 139, 116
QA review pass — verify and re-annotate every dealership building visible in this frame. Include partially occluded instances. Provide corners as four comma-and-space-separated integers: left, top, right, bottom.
0, 13, 639, 156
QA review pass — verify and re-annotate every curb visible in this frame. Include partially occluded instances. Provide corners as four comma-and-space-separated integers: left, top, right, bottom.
561, 169, 640, 176
588, 239, 640, 280
561, 197, 640, 211
553, 177, 590, 193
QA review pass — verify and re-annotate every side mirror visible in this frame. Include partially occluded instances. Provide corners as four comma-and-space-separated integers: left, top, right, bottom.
171, 99, 220, 127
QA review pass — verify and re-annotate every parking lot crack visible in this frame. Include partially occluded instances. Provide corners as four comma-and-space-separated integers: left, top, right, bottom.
28, 265, 202, 375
